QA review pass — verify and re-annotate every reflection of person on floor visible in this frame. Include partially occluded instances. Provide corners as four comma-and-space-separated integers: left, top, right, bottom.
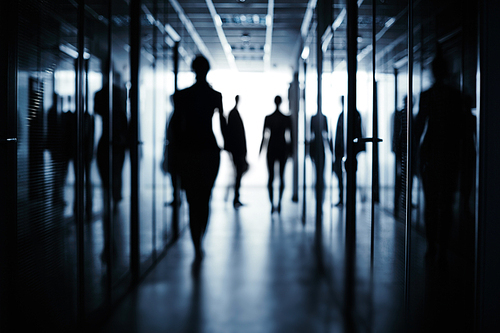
170, 55, 226, 260
225, 95, 249, 209
94, 75, 129, 264
309, 110, 332, 201
333, 96, 365, 206
391, 96, 407, 217
414, 47, 475, 265
259, 96, 293, 213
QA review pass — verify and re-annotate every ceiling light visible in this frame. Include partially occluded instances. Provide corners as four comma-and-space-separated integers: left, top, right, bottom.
165, 24, 181, 42
215, 14, 223, 26
385, 17, 395, 28
301, 46, 310, 60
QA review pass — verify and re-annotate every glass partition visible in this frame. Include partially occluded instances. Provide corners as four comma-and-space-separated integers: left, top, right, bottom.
83, 0, 110, 315
16, 0, 79, 329
408, 0, 477, 330
139, 1, 156, 276
110, 0, 132, 300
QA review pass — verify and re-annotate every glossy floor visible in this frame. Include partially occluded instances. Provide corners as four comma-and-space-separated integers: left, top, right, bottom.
97, 185, 474, 333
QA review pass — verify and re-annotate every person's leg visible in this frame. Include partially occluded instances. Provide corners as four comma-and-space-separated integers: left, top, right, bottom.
334, 160, 343, 205
233, 156, 244, 207
267, 154, 275, 210
277, 155, 287, 212
184, 149, 220, 259
315, 154, 325, 204
422, 171, 439, 260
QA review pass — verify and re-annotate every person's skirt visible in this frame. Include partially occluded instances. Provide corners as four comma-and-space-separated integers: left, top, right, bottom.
178, 148, 220, 201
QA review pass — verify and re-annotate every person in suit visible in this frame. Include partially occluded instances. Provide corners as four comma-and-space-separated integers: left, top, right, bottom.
170, 55, 226, 260
225, 95, 249, 208
259, 95, 293, 213
94, 76, 129, 264
414, 47, 475, 264
333, 96, 365, 206
310, 110, 332, 202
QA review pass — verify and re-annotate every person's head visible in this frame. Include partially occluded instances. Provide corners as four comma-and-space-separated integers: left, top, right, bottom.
431, 44, 449, 83
192, 55, 210, 80
274, 95, 282, 108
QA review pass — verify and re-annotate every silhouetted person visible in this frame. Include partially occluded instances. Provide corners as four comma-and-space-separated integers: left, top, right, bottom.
309, 110, 332, 200
259, 95, 293, 213
333, 96, 365, 206
47, 93, 71, 208
414, 47, 475, 264
47, 93, 93, 217
225, 95, 249, 208
94, 78, 129, 263
170, 55, 226, 259
391, 96, 408, 217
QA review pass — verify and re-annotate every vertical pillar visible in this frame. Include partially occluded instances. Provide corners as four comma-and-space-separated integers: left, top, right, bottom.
130, 0, 141, 284
477, 0, 500, 330
76, 0, 86, 324
344, 0, 358, 327
0, 0, 17, 330
315, 0, 332, 221
302, 60, 307, 225
404, 0, 414, 325
290, 72, 300, 203
346, 0, 358, 244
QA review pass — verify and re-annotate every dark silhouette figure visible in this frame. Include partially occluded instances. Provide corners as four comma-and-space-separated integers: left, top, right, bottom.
170, 55, 226, 259
391, 96, 408, 218
414, 48, 475, 264
259, 96, 293, 213
94, 80, 129, 263
47, 93, 94, 218
47, 93, 73, 208
309, 111, 332, 200
333, 96, 365, 206
225, 95, 249, 208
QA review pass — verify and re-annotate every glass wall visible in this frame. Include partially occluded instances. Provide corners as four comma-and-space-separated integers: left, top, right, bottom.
16, 0, 79, 329
408, 0, 477, 330
83, 0, 110, 315
318, 0, 478, 331
12, 0, 176, 329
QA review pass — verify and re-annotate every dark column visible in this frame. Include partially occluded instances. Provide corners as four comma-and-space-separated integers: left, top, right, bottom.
315, 0, 332, 221
477, 0, 500, 330
76, 0, 86, 324
290, 72, 300, 203
345, 0, 358, 331
346, 0, 358, 242
130, 0, 141, 284
404, 0, 414, 324
0, 0, 17, 330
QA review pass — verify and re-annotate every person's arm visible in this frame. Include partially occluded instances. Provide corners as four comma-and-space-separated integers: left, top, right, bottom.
286, 116, 294, 157
413, 94, 427, 144
217, 93, 227, 137
259, 117, 268, 155
322, 115, 331, 153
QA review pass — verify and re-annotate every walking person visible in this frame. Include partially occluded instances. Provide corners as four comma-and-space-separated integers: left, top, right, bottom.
170, 55, 226, 260
225, 95, 249, 208
259, 96, 293, 213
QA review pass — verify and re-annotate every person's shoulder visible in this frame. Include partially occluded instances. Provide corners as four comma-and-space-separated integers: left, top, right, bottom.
174, 87, 189, 98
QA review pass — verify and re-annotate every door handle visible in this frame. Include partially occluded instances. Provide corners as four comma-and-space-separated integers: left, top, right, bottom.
0, 138, 17, 143
354, 137, 383, 143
